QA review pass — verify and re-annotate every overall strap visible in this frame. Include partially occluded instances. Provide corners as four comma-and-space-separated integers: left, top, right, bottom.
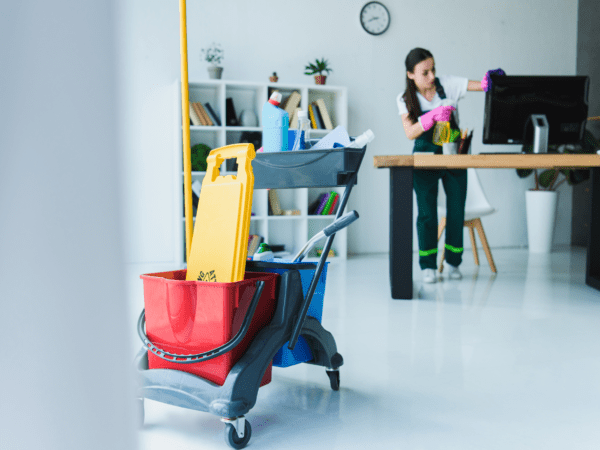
434, 77, 458, 130
435, 78, 447, 100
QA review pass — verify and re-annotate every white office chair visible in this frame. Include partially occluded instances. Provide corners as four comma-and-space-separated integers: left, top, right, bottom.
437, 168, 497, 273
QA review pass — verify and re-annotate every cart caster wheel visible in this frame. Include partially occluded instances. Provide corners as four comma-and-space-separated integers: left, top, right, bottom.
326, 369, 340, 391
137, 398, 144, 428
224, 420, 252, 449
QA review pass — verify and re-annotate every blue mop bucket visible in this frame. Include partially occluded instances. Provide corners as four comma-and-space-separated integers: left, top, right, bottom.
245, 258, 328, 367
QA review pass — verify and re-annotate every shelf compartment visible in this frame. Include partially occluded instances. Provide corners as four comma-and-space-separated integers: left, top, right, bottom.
189, 84, 222, 126
267, 219, 306, 257
225, 85, 264, 127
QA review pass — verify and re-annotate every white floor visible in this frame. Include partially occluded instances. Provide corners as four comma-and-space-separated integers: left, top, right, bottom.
132, 247, 600, 450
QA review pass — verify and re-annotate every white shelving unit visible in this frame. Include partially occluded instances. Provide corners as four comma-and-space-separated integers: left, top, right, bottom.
174, 80, 349, 267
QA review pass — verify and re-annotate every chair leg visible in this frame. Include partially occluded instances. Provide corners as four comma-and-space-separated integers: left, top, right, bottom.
468, 224, 479, 266
474, 218, 497, 273
437, 216, 446, 241
438, 217, 446, 273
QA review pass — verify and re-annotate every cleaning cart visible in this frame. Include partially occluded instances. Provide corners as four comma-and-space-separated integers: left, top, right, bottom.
134, 2, 367, 447
134, 141, 366, 449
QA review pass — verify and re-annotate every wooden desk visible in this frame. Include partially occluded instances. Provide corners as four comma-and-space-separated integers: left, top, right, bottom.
374, 154, 600, 299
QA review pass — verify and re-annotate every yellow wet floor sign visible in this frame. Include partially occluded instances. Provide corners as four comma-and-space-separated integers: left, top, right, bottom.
186, 144, 255, 283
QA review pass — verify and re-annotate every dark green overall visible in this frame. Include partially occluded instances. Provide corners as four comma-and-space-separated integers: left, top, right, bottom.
414, 78, 467, 270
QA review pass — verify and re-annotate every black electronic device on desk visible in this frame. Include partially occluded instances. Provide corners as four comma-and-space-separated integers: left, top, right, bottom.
483, 75, 589, 154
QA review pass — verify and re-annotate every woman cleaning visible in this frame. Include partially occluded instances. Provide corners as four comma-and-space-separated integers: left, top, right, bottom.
396, 47, 503, 283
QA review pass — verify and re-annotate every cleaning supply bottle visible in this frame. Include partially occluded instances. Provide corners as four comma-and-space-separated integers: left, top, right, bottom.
346, 129, 375, 148
292, 110, 311, 150
262, 92, 289, 152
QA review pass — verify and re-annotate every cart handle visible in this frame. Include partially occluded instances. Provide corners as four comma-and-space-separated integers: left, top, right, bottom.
137, 280, 265, 364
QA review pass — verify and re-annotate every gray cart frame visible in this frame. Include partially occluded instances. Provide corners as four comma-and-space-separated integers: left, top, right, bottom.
135, 144, 366, 448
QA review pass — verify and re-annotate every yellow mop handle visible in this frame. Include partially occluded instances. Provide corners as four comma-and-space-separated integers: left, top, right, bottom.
179, 0, 193, 262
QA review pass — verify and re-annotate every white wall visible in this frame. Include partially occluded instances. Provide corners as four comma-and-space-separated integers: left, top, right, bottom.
0, 2, 137, 449
119, 0, 579, 262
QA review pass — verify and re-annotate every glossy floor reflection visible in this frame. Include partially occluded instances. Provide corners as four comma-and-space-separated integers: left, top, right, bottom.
135, 247, 600, 449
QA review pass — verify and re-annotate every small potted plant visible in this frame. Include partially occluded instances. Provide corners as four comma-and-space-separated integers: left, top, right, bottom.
201, 42, 224, 79
304, 58, 332, 85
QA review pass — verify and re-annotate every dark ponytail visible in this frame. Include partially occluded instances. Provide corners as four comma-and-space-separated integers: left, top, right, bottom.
402, 47, 433, 124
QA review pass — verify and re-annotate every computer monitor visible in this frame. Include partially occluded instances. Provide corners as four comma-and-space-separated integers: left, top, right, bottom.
483, 75, 589, 153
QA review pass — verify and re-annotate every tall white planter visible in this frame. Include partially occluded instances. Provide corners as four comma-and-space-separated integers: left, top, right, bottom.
525, 190, 559, 253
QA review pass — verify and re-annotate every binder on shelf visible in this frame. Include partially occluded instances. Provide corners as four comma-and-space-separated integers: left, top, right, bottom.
204, 102, 221, 126
308, 103, 318, 129
283, 91, 301, 118
196, 103, 213, 126
314, 193, 330, 215
247, 234, 263, 256
189, 103, 203, 126
192, 102, 209, 126
326, 193, 340, 215
268, 189, 282, 216
312, 101, 325, 129
321, 191, 337, 215
226, 98, 239, 126
289, 107, 301, 129
315, 99, 333, 129
308, 193, 327, 215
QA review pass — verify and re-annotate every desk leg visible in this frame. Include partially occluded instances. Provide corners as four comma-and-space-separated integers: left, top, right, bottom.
586, 167, 600, 291
390, 167, 413, 299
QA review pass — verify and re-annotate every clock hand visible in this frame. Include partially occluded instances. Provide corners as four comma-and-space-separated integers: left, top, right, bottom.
368, 16, 379, 22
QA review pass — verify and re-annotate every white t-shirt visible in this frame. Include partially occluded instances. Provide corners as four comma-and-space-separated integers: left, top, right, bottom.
396, 75, 468, 126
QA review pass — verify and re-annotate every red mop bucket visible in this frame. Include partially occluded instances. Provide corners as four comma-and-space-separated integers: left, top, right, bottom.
140, 269, 278, 386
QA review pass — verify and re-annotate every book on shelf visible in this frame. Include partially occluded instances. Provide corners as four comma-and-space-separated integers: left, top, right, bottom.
196, 102, 213, 126
327, 192, 340, 214
247, 234, 263, 256
283, 91, 301, 118
315, 98, 334, 129
289, 107, 301, 129
321, 191, 337, 215
314, 193, 330, 215
308, 103, 318, 129
189, 103, 203, 126
268, 189, 282, 215
204, 102, 221, 126
191, 102, 209, 126
226, 98, 239, 126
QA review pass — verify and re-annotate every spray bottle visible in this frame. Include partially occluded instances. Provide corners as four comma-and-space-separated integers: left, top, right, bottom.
292, 110, 311, 150
262, 92, 289, 152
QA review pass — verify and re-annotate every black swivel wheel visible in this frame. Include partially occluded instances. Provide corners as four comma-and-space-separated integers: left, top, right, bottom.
326, 369, 340, 391
224, 420, 252, 449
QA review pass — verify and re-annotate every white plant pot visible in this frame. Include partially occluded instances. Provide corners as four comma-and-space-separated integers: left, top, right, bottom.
525, 190, 558, 253
207, 66, 223, 79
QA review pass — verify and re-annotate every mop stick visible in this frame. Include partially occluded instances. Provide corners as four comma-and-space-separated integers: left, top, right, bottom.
179, 0, 193, 261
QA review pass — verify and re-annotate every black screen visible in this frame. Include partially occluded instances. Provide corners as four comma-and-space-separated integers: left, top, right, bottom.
483, 75, 589, 145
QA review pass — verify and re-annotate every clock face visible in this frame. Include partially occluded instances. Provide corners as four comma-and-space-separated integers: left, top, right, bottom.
360, 2, 390, 36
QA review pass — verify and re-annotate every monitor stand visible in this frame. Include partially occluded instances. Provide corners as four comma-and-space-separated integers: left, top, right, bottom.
530, 114, 549, 153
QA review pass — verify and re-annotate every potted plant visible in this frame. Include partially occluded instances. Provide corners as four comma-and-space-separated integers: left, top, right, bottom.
201, 42, 224, 79
304, 58, 332, 85
517, 129, 600, 253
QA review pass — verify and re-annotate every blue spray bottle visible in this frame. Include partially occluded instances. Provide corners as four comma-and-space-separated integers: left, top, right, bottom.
262, 92, 289, 152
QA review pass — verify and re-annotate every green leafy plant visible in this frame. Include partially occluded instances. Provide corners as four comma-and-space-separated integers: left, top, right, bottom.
201, 42, 224, 66
304, 58, 333, 76
516, 129, 600, 190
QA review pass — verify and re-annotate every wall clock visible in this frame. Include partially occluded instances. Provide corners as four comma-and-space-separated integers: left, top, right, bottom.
360, 2, 390, 36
